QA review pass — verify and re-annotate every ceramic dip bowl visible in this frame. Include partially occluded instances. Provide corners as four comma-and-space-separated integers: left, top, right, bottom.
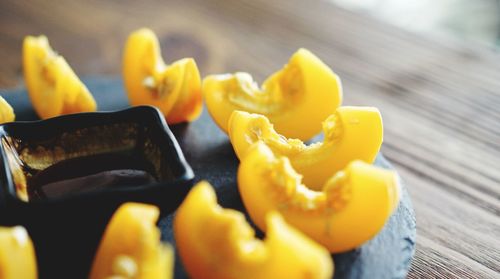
0, 106, 194, 278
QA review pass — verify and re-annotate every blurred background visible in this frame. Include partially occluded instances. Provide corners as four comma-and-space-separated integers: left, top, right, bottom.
333, 0, 500, 47
1, 0, 500, 88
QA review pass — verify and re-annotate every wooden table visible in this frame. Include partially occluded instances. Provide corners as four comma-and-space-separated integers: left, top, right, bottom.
1, 0, 499, 278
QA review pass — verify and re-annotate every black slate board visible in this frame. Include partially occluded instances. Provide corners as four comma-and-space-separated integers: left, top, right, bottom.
2, 77, 416, 279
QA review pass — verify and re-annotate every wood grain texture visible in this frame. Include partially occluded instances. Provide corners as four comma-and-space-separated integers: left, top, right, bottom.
0, 0, 499, 278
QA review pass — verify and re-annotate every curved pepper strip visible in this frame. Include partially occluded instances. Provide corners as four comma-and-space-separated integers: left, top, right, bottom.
90, 203, 173, 279
0, 96, 15, 123
174, 181, 334, 279
238, 142, 400, 253
229, 106, 383, 189
0, 226, 37, 279
123, 28, 202, 124
23, 35, 97, 119
203, 48, 342, 141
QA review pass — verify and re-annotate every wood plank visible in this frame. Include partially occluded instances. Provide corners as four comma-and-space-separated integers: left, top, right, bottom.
409, 237, 498, 279
0, 0, 499, 277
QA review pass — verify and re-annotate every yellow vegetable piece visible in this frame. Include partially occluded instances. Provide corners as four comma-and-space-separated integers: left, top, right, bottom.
23, 35, 97, 119
174, 181, 333, 279
203, 48, 342, 141
90, 203, 173, 279
229, 106, 383, 190
123, 28, 202, 124
0, 226, 38, 279
238, 143, 400, 253
0, 96, 15, 123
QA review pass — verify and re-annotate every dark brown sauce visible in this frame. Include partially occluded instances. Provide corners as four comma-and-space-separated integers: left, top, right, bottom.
28, 153, 158, 200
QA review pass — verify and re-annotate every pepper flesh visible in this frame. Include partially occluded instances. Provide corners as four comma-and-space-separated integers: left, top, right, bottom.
123, 28, 202, 124
0, 226, 37, 279
203, 48, 342, 141
0, 96, 15, 123
23, 35, 97, 119
174, 181, 333, 279
238, 143, 400, 253
229, 106, 383, 189
90, 203, 173, 279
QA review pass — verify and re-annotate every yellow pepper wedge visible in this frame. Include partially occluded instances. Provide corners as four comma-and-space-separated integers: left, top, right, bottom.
90, 203, 173, 279
0, 96, 15, 123
123, 28, 202, 124
229, 106, 383, 190
23, 35, 97, 119
203, 48, 342, 141
0, 226, 38, 279
238, 143, 400, 253
174, 181, 333, 279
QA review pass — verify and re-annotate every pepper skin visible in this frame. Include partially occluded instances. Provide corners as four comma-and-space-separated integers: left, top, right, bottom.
23, 35, 97, 119
174, 181, 333, 279
123, 28, 202, 124
203, 48, 342, 141
0, 96, 15, 123
238, 143, 400, 253
0, 226, 37, 279
90, 203, 173, 279
229, 106, 383, 189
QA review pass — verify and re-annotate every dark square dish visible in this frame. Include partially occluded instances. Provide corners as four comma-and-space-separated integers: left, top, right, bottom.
0, 105, 194, 278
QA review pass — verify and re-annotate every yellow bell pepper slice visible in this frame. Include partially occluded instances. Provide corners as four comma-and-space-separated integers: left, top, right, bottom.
23, 35, 97, 119
0, 226, 38, 279
229, 106, 383, 189
0, 96, 15, 123
238, 142, 400, 253
203, 48, 342, 141
90, 203, 173, 279
174, 181, 333, 279
123, 28, 202, 124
